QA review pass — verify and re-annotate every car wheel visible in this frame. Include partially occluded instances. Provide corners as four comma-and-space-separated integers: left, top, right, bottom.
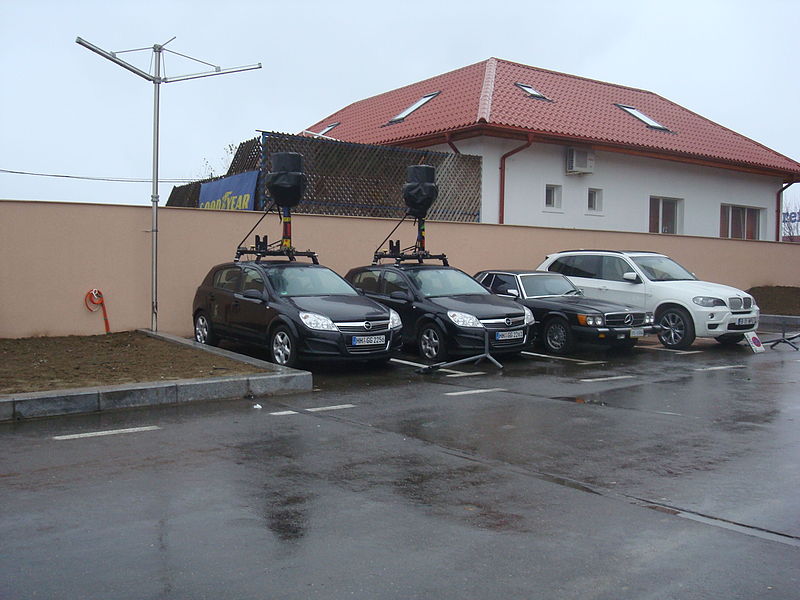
418, 322, 448, 362
657, 307, 696, 349
270, 325, 299, 367
716, 333, 745, 345
194, 312, 218, 346
543, 317, 574, 355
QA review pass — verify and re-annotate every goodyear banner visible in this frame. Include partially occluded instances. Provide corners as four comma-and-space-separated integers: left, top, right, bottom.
199, 170, 258, 211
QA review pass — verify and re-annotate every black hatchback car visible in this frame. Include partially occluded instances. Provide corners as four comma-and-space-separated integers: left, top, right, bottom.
193, 261, 403, 367
345, 264, 534, 361
474, 270, 658, 354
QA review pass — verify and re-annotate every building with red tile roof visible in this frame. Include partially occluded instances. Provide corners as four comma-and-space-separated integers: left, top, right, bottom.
305, 58, 800, 241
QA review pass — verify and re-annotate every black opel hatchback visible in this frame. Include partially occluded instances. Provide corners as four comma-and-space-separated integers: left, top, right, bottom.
193, 261, 403, 367
345, 264, 534, 361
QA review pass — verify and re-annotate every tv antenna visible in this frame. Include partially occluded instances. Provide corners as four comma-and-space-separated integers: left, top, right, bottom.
76, 36, 261, 331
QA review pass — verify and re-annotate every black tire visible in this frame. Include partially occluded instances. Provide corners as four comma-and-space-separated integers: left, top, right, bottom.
657, 307, 696, 349
716, 333, 745, 345
269, 325, 299, 367
543, 317, 574, 355
194, 311, 218, 346
418, 322, 449, 362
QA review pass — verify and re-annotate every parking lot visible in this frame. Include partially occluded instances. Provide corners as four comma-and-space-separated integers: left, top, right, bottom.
2, 333, 799, 599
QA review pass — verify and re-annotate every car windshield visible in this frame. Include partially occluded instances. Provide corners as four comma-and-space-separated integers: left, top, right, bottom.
519, 274, 580, 297
264, 265, 358, 297
631, 256, 696, 282
407, 268, 490, 298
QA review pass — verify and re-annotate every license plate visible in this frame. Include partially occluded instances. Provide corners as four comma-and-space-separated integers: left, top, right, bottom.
736, 317, 756, 326
630, 328, 644, 338
496, 330, 523, 341
351, 335, 385, 346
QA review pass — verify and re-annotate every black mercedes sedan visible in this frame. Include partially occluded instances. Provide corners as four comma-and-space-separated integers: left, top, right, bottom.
193, 260, 403, 367
474, 270, 659, 354
345, 264, 534, 362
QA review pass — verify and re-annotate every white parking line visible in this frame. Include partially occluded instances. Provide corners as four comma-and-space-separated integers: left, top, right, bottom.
578, 375, 635, 383
522, 351, 605, 365
639, 346, 703, 355
306, 404, 356, 412
270, 410, 298, 416
445, 388, 507, 396
53, 426, 161, 441
692, 365, 746, 372
446, 372, 486, 378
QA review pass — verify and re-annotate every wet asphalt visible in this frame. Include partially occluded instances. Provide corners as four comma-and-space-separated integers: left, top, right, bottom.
1, 335, 799, 599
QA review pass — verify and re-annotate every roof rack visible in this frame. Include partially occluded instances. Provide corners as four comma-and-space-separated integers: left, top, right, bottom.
557, 249, 661, 254
235, 235, 319, 264
373, 240, 449, 266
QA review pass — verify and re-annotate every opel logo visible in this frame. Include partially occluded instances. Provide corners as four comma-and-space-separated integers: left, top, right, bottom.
624, 314, 634, 325
364, 321, 372, 330
505, 318, 512, 326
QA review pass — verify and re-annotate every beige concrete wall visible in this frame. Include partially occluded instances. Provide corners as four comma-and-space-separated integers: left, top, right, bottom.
2, 199, 798, 339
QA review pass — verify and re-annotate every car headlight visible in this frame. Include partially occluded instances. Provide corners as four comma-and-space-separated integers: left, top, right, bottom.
299, 312, 338, 331
578, 314, 604, 327
523, 306, 535, 325
389, 309, 403, 330
447, 311, 483, 328
693, 296, 726, 307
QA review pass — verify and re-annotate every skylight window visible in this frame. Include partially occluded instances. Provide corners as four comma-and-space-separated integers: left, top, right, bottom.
388, 92, 440, 123
317, 122, 340, 136
515, 82, 550, 101
616, 104, 670, 131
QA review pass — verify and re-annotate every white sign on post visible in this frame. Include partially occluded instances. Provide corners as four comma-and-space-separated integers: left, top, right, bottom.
744, 332, 766, 353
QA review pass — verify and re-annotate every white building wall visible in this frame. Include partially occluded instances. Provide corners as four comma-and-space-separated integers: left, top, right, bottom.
429, 137, 782, 240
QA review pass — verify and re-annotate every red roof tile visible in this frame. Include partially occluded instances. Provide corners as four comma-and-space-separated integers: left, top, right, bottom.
305, 58, 800, 178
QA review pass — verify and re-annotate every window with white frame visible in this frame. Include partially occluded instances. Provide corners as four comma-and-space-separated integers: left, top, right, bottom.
720, 205, 761, 240
545, 184, 562, 209
587, 188, 603, 213
649, 196, 683, 234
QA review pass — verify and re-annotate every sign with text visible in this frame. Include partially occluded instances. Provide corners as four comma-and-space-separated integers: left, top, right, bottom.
199, 171, 258, 211
744, 332, 765, 353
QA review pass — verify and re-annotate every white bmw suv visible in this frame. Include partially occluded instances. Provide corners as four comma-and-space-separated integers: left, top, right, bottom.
537, 250, 759, 349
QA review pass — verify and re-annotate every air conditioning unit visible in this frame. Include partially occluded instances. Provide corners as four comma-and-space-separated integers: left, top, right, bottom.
566, 148, 595, 174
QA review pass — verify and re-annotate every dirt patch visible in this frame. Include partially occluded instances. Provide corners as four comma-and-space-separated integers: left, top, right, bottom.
747, 286, 800, 316
0, 331, 266, 395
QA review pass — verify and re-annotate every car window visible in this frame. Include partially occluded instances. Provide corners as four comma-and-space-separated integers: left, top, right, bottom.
569, 255, 602, 279
351, 270, 380, 293
382, 271, 410, 295
631, 256, 696, 281
547, 256, 573, 276
264, 266, 358, 297
241, 268, 265, 293
519, 274, 577, 297
489, 273, 518, 295
601, 256, 632, 282
406, 268, 489, 297
213, 267, 241, 292
475, 273, 493, 288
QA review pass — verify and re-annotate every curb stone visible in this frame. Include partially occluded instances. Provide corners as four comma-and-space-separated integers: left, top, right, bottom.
0, 330, 312, 422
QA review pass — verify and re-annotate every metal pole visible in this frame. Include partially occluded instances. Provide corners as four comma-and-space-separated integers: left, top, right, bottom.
151, 44, 161, 331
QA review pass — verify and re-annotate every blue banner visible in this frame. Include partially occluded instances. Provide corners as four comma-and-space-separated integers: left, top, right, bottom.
199, 170, 258, 211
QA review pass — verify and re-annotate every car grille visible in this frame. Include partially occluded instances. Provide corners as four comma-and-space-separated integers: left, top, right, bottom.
480, 315, 527, 346
728, 297, 752, 310
336, 320, 390, 334
604, 312, 647, 327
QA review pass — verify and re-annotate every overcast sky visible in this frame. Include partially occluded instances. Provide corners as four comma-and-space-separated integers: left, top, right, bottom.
2, 0, 799, 207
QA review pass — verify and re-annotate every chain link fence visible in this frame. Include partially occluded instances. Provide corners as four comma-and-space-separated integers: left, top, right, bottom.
168, 132, 481, 222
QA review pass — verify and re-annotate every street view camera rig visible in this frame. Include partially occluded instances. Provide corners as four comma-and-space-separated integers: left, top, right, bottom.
234, 151, 319, 264
373, 164, 449, 266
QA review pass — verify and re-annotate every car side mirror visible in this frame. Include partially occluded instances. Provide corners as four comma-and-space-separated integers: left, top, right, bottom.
623, 272, 641, 283
505, 289, 520, 298
242, 289, 265, 301
389, 290, 412, 302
